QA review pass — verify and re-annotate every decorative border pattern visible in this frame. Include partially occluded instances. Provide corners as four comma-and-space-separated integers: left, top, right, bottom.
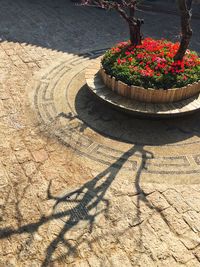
29, 50, 200, 179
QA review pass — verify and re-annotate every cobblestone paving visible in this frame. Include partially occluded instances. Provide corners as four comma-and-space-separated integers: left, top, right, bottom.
0, 0, 200, 266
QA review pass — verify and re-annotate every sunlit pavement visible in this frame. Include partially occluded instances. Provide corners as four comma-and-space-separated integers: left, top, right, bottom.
0, 0, 200, 266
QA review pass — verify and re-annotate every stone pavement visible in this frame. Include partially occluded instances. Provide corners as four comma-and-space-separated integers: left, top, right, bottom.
0, 0, 200, 266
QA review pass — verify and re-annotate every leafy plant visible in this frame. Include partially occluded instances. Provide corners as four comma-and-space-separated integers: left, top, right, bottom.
102, 38, 200, 89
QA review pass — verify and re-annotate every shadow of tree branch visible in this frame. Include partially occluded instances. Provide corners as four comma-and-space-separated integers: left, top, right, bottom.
0, 146, 142, 266
0, 144, 197, 266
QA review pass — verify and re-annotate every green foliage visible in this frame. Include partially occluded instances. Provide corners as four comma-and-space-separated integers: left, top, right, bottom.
102, 39, 200, 89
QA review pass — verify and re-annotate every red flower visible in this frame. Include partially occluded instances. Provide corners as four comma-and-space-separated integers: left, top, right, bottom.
117, 58, 121, 65
115, 47, 121, 53
117, 58, 126, 65
104, 38, 200, 89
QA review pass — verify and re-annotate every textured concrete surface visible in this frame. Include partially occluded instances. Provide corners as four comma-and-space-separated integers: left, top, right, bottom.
0, 0, 200, 266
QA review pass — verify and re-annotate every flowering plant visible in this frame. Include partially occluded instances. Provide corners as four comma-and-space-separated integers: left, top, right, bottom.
102, 38, 200, 89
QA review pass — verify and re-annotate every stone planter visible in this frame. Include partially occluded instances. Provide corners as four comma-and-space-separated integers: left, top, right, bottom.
85, 58, 200, 118
100, 68, 200, 104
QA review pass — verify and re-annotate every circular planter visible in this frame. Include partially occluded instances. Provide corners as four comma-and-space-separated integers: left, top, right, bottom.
85, 57, 200, 118
100, 67, 200, 104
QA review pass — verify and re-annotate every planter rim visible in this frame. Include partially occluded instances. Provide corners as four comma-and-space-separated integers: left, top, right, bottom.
100, 66, 200, 104
85, 57, 200, 118
101, 65, 200, 92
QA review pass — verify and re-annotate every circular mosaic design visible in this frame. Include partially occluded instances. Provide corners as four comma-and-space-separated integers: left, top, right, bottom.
30, 50, 200, 184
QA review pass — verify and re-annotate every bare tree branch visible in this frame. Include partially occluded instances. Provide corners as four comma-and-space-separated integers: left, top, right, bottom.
80, 0, 143, 45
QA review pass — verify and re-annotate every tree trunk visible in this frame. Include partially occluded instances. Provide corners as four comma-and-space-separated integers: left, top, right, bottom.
174, 0, 193, 61
129, 20, 143, 46
128, 6, 143, 46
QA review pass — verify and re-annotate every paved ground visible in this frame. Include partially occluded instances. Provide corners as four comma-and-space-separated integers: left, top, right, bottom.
0, 0, 200, 266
